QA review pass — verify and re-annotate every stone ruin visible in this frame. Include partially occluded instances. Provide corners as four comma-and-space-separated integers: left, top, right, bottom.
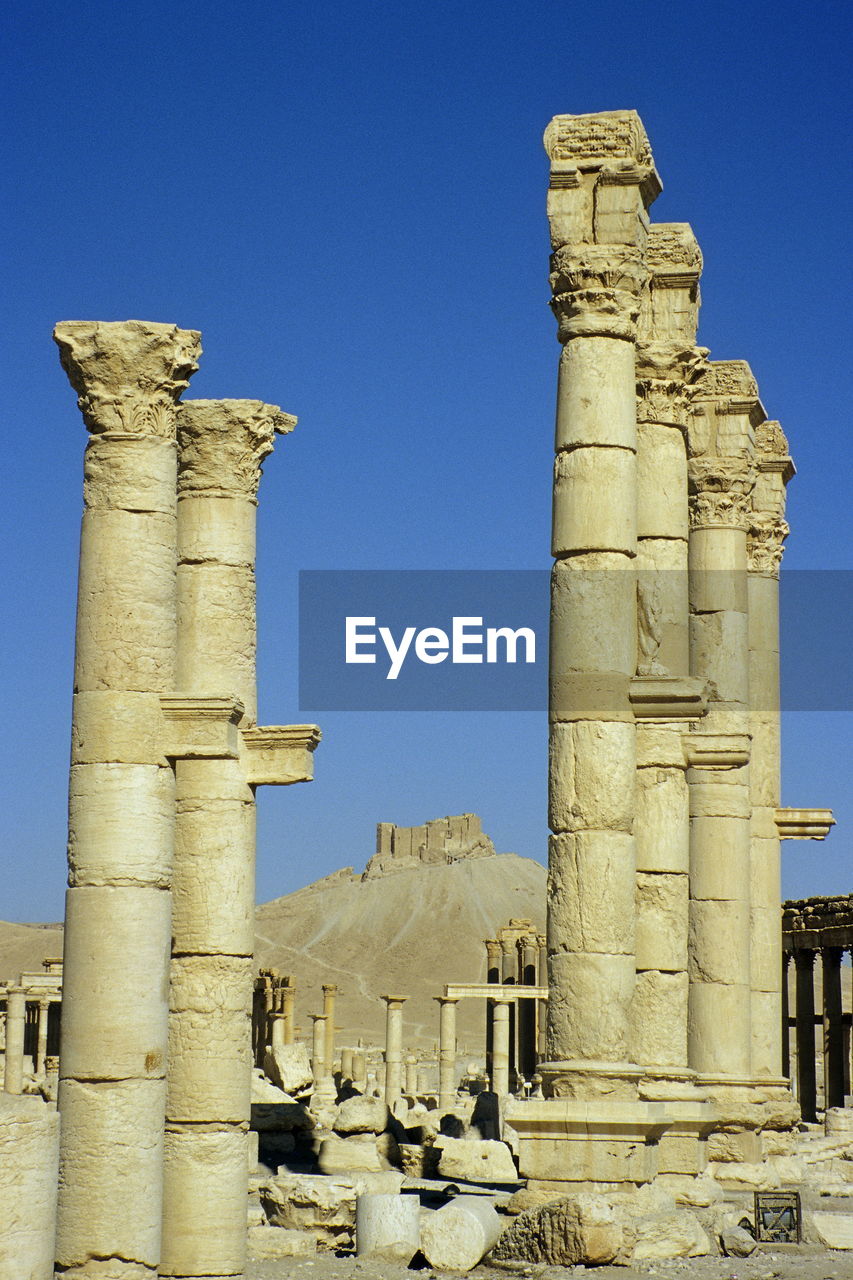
1, 108, 853, 1278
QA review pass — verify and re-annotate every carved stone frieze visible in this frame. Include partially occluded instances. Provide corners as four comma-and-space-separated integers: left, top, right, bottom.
646, 223, 703, 275
748, 513, 790, 577
550, 245, 648, 341
177, 399, 296, 500
688, 458, 756, 530
543, 111, 660, 204
54, 320, 202, 436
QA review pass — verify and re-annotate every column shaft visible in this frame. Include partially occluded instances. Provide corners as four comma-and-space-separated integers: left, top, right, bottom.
492, 999, 510, 1096
3, 988, 26, 1095
383, 997, 405, 1105
323, 984, 337, 1073
437, 998, 458, 1112
794, 950, 817, 1123
54, 320, 200, 1275
823, 947, 845, 1110
35, 999, 49, 1075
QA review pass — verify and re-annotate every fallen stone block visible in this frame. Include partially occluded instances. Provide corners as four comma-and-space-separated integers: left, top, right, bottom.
812, 1212, 853, 1250
435, 1136, 518, 1183
248, 1225, 317, 1258
334, 1093, 389, 1135
261, 1171, 404, 1249
264, 1042, 313, 1095
356, 1192, 420, 1263
492, 1193, 624, 1266
631, 1210, 711, 1260
318, 1133, 390, 1174
720, 1224, 757, 1257
421, 1195, 502, 1272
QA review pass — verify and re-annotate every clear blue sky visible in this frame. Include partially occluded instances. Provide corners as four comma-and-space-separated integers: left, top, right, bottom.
2, 1, 851, 921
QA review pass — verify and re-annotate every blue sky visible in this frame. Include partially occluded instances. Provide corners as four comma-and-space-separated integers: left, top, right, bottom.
2, 0, 851, 920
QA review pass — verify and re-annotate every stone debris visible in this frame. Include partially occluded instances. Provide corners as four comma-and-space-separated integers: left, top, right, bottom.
420, 1194, 502, 1272
435, 1135, 519, 1184
333, 1094, 390, 1135
247, 1224, 317, 1258
719, 1224, 758, 1257
260, 1171, 404, 1249
355, 1191, 420, 1263
491, 1193, 624, 1266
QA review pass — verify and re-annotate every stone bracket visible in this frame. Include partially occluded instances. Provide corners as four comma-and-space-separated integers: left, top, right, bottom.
775, 808, 836, 840
160, 695, 244, 759
241, 724, 321, 786
629, 677, 708, 722
683, 732, 750, 769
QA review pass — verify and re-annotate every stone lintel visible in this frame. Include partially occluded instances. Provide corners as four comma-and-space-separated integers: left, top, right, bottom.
444, 983, 548, 1002
160, 695, 244, 759
629, 676, 707, 721
543, 110, 661, 203
683, 732, 750, 768
775, 808, 836, 840
241, 724, 321, 786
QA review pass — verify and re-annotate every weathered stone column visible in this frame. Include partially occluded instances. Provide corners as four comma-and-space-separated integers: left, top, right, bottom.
485, 939, 500, 1081
282, 981, 295, 1046
500, 936, 518, 1088
323, 984, 338, 1072
54, 319, 200, 1276
35, 998, 49, 1076
311, 1014, 327, 1081
781, 952, 791, 1081
492, 998, 511, 1096
436, 996, 458, 1112
794, 949, 817, 1122
747, 420, 793, 1078
271, 1009, 286, 1052
686, 362, 761, 1084
632, 224, 707, 1078
543, 110, 658, 1095
405, 1055, 418, 1095
518, 936, 537, 1081
823, 947, 845, 1110
162, 398, 317, 1280
3, 987, 26, 1095
383, 996, 405, 1105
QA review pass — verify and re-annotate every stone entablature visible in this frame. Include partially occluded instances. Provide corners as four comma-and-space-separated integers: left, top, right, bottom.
783, 895, 853, 949
364, 813, 496, 879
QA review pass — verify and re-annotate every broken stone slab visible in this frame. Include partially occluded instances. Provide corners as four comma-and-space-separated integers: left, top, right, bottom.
435, 1135, 518, 1183
318, 1133, 392, 1174
264, 1042, 313, 1095
812, 1211, 853, 1250
720, 1224, 758, 1256
252, 1068, 294, 1104
630, 1210, 711, 1260
261, 1171, 404, 1248
356, 1192, 420, 1263
247, 1224, 317, 1258
420, 1195, 502, 1272
491, 1193, 624, 1266
334, 1093, 390, 1135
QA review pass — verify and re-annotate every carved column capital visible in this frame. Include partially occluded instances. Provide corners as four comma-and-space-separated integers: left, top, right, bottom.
635, 342, 709, 428
177, 399, 296, 501
688, 458, 756, 530
549, 244, 648, 341
53, 320, 201, 436
748, 513, 790, 577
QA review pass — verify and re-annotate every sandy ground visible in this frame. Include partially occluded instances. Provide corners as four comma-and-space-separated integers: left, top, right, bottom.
246, 1249, 853, 1280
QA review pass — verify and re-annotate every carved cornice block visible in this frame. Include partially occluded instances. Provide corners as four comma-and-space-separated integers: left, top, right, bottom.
629, 676, 708, 721
755, 420, 795, 483
54, 320, 201, 436
160, 695, 244, 759
646, 223, 702, 286
683, 733, 751, 768
242, 724, 321, 786
177, 399, 296, 501
775, 808, 836, 840
544, 110, 661, 204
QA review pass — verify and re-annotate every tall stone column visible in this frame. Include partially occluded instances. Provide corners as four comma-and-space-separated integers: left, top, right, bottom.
485, 939, 500, 1080
282, 981, 295, 1046
311, 1014, 327, 1080
686, 361, 762, 1086
3, 987, 26, 1095
323, 984, 338, 1072
518, 936, 537, 1081
53, 319, 201, 1276
500, 936, 518, 1088
794, 949, 817, 1123
632, 224, 707, 1078
543, 110, 659, 1096
383, 996, 406, 1105
35, 998, 49, 1076
823, 947, 845, 1110
747, 419, 793, 1078
436, 996, 458, 1112
492, 998, 511, 1096
161, 398, 310, 1280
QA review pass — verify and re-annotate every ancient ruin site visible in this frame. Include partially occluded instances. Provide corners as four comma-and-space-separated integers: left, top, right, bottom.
2, 109, 853, 1280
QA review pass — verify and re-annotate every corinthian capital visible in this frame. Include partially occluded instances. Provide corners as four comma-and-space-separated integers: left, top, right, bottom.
748, 513, 790, 577
688, 458, 756, 531
177, 399, 296, 500
54, 320, 201, 436
635, 342, 709, 429
550, 245, 648, 341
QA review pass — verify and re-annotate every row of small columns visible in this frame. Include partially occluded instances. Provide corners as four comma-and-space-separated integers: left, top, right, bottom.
485, 936, 546, 1084
785, 947, 851, 1124
2, 989, 59, 1093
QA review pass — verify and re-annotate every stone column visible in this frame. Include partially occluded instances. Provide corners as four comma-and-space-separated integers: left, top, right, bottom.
53, 319, 201, 1275
436, 996, 458, 1112
282, 981, 295, 1046
271, 1009, 286, 1052
747, 420, 793, 1078
492, 998, 511, 1096
518, 936, 537, 1081
632, 224, 706, 1077
405, 1055, 418, 1096
340, 1047, 354, 1082
823, 947, 845, 1111
35, 999, 49, 1076
311, 1014, 327, 1081
3, 987, 26, 1095
794, 949, 817, 1123
781, 952, 791, 1082
485, 939, 500, 1081
161, 398, 296, 1280
500, 936, 518, 1088
686, 364, 760, 1083
536, 933, 547, 1062
383, 996, 405, 1105
543, 111, 659, 1096
323, 984, 338, 1073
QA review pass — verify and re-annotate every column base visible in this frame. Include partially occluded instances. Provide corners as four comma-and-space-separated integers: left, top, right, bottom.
697, 1075, 799, 1163
537, 1059, 642, 1101
504, 1097, 671, 1187
639, 1069, 717, 1175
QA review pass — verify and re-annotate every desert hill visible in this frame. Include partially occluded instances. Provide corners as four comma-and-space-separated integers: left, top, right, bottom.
0, 815, 547, 1055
